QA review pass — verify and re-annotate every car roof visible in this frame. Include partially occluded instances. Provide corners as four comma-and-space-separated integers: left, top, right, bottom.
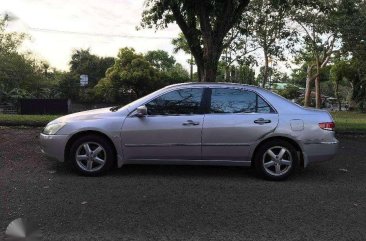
165, 82, 267, 92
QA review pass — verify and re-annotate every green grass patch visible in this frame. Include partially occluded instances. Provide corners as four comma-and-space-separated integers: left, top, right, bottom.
331, 112, 366, 133
0, 114, 60, 127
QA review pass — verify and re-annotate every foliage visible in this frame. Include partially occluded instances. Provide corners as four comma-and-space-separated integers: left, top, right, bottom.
217, 61, 256, 84
0, 19, 61, 104
159, 63, 190, 84
95, 47, 159, 101
145, 50, 176, 71
171, 33, 191, 54
171, 33, 195, 80
93, 48, 190, 103
0, 19, 25, 54
245, 0, 292, 87
291, 0, 341, 108
55, 49, 116, 101
57, 72, 80, 100
277, 85, 301, 100
290, 66, 307, 87
335, 0, 366, 110
69, 49, 114, 88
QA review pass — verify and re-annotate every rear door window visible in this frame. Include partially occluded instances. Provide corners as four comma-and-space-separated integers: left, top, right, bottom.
209, 88, 274, 114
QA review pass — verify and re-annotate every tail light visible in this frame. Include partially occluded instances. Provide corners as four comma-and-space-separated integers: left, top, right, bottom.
319, 122, 335, 131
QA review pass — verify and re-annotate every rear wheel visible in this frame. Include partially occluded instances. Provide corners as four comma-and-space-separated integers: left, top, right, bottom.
69, 135, 115, 176
254, 140, 299, 181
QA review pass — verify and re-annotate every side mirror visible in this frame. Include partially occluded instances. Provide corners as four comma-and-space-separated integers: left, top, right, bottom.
134, 105, 147, 117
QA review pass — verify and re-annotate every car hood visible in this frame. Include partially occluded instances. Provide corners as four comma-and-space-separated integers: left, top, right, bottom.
50, 107, 128, 124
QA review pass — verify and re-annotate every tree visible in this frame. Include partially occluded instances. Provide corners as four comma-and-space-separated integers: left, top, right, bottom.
145, 50, 176, 71
278, 85, 301, 100
57, 72, 80, 100
330, 60, 348, 111
336, 0, 366, 110
98, 47, 159, 100
69, 49, 114, 88
144, 49, 190, 86
217, 61, 255, 84
0, 19, 25, 55
141, 0, 251, 82
246, 0, 291, 88
291, 1, 340, 108
172, 33, 195, 80
0, 19, 56, 101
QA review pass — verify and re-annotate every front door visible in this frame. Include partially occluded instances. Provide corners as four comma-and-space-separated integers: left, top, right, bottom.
122, 87, 205, 161
202, 87, 279, 161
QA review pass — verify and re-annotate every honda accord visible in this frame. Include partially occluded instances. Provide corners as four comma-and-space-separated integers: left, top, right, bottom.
40, 83, 338, 180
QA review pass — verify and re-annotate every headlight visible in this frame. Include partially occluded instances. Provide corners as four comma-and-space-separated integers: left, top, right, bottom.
42, 123, 66, 135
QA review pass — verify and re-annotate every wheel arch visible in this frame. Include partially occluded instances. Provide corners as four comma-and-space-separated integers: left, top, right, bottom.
64, 130, 118, 165
251, 136, 305, 167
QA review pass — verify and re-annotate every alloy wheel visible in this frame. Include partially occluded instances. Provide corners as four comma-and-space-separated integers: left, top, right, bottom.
75, 142, 107, 172
262, 146, 293, 177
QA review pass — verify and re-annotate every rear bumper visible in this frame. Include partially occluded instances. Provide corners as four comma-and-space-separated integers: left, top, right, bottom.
303, 140, 339, 165
39, 133, 69, 162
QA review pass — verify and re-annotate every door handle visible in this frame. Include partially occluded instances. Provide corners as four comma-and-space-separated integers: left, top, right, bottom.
182, 120, 200, 126
254, 118, 271, 124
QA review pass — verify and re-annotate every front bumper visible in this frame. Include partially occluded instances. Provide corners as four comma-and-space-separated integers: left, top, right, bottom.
39, 133, 69, 162
303, 139, 339, 165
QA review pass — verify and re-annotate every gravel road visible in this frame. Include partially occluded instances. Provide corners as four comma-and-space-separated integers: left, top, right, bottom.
0, 127, 365, 240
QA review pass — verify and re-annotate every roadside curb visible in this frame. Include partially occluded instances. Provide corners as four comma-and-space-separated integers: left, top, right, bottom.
336, 132, 366, 137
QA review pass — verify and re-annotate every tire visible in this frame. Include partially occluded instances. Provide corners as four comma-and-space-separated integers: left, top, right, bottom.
254, 139, 299, 181
68, 134, 115, 176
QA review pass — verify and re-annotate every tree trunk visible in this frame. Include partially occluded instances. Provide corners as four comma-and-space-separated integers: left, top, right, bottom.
201, 59, 219, 82
191, 50, 204, 82
262, 51, 269, 88
315, 63, 322, 109
190, 54, 193, 80
304, 65, 313, 107
200, 41, 220, 82
335, 82, 341, 111
196, 60, 204, 82
224, 49, 229, 81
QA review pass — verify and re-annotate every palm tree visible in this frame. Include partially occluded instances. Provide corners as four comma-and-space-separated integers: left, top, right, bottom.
172, 33, 194, 80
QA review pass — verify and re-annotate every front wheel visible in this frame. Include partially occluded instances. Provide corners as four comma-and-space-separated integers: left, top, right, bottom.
254, 140, 299, 181
69, 135, 115, 176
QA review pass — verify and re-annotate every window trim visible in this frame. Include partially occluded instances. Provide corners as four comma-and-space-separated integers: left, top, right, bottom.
204, 87, 277, 115
128, 86, 278, 117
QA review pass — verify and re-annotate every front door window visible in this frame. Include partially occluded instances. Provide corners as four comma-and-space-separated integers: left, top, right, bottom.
145, 88, 203, 115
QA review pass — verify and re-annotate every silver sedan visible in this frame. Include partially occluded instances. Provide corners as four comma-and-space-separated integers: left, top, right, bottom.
40, 83, 338, 180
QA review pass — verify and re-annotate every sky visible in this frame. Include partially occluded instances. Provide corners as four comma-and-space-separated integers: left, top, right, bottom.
2, 0, 189, 71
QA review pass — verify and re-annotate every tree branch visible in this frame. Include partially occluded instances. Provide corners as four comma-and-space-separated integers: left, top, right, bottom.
169, 2, 203, 64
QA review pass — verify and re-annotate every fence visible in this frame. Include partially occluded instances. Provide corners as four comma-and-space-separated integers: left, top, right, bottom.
0, 105, 17, 114
20, 99, 69, 115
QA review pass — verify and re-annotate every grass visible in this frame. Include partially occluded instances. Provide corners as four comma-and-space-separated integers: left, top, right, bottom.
331, 112, 366, 133
0, 114, 60, 127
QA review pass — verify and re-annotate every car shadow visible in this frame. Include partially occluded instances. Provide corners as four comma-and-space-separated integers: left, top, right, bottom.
49, 161, 258, 180
111, 164, 257, 179
49, 159, 345, 183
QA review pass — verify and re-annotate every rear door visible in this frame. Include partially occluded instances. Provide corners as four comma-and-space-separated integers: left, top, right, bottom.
202, 87, 279, 161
